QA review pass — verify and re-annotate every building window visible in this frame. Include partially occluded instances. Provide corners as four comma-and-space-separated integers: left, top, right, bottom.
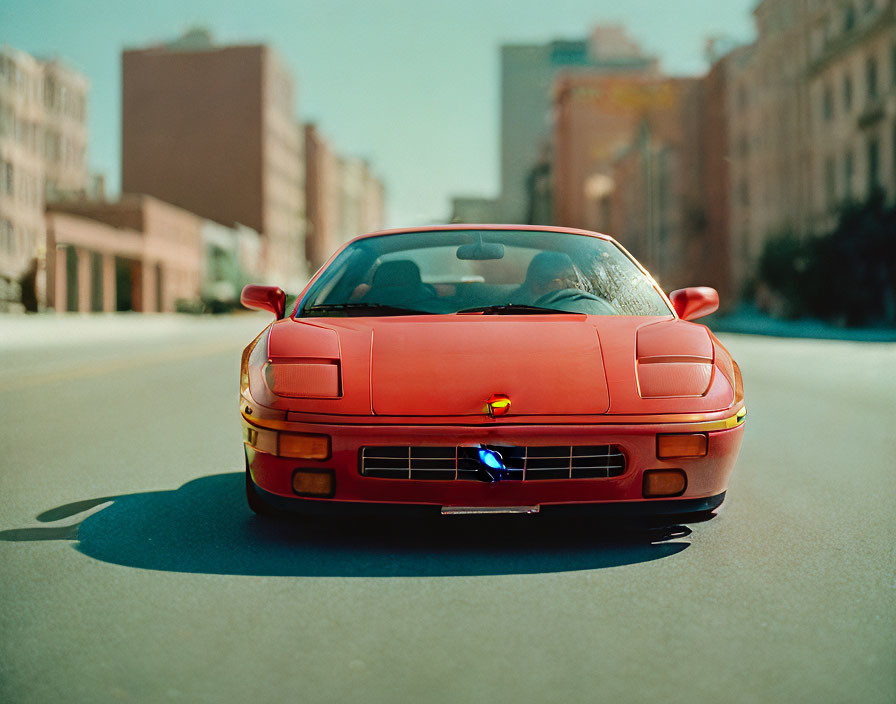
2, 160, 12, 196
866, 55, 879, 102
823, 85, 834, 120
825, 156, 836, 208
843, 150, 854, 200
844, 3, 857, 31
843, 73, 853, 112
891, 43, 896, 88
867, 136, 880, 193
0, 104, 10, 136
1, 219, 12, 253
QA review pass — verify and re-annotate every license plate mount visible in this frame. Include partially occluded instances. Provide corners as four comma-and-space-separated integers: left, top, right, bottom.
440, 505, 540, 515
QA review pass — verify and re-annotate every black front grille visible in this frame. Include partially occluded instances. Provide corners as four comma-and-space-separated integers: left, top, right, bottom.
359, 445, 625, 480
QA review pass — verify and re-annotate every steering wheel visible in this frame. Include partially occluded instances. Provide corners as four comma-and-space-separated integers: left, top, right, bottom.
533, 287, 618, 314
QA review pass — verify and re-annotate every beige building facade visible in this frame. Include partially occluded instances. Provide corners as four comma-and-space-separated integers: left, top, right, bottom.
304, 124, 385, 272
808, 0, 896, 232
724, 0, 896, 297
0, 46, 88, 310
726, 0, 816, 296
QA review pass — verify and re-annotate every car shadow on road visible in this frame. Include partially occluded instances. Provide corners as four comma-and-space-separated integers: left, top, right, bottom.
0, 472, 694, 576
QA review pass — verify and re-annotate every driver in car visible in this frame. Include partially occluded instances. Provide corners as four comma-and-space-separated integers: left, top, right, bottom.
512, 251, 579, 304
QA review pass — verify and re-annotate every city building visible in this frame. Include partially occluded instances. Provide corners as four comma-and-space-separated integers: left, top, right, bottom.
723, 0, 895, 297
451, 25, 659, 225
723, 0, 818, 296
46, 195, 204, 313
550, 74, 710, 290
0, 45, 88, 310
303, 123, 338, 271
304, 123, 385, 272
698, 49, 737, 303
334, 155, 385, 244
200, 220, 263, 305
807, 0, 896, 232
121, 30, 307, 290
552, 74, 688, 232
450, 195, 502, 224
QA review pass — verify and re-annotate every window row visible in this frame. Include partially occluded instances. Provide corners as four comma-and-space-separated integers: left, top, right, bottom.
0, 56, 86, 121
812, 0, 885, 59
1, 159, 43, 208
0, 218, 38, 258
821, 45, 895, 122
822, 130, 891, 209
0, 105, 86, 166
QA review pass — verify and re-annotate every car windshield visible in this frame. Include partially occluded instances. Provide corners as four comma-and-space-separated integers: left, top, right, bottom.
297, 229, 672, 317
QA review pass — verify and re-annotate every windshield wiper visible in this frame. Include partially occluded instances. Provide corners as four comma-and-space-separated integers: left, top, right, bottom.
456, 304, 574, 315
302, 302, 435, 317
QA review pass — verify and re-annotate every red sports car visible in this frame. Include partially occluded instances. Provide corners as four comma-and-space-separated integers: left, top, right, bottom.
239, 225, 745, 520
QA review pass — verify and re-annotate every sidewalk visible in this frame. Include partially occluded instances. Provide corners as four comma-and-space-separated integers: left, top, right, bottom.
0, 312, 269, 351
705, 306, 896, 343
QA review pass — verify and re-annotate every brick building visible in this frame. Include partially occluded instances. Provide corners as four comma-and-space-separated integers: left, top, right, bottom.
121, 31, 306, 290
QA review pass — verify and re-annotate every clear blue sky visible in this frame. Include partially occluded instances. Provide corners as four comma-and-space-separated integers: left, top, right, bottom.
1, 0, 756, 227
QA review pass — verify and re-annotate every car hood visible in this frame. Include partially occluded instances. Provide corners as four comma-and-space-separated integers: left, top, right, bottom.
266, 315, 735, 417
369, 316, 609, 416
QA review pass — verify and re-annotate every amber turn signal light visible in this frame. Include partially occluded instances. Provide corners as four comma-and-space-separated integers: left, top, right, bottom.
279, 433, 330, 460
292, 469, 335, 498
643, 469, 687, 498
657, 433, 708, 459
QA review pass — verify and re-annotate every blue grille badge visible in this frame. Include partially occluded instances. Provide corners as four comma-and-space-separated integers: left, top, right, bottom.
477, 446, 508, 482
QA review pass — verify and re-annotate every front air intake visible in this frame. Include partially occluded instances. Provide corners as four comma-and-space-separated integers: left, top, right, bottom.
359, 445, 625, 480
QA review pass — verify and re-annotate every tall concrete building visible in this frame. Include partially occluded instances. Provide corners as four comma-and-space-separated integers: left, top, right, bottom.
452, 25, 658, 225
502, 26, 660, 224
0, 46, 88, 310
122, 30, 306, 289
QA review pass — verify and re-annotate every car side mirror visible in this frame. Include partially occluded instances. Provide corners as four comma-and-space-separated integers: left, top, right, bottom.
669, 287, 719, 321
241, 284, 286, 319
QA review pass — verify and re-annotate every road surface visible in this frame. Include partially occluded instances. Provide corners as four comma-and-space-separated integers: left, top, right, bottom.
1, 313, 894, 703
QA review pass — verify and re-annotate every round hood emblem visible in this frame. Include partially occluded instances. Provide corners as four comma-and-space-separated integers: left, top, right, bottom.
484, 394, 511, 417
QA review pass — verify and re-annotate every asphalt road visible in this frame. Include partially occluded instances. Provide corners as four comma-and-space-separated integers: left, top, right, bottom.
1, 314, 894, 704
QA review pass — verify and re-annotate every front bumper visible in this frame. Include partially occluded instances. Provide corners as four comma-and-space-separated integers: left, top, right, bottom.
243, 412, 745, 511
251, 481, 727, 518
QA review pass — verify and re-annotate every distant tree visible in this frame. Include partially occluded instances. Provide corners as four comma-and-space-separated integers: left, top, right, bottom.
756, 192, 896, 327
18, 258, 39, 312
756, 229, 807, 318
